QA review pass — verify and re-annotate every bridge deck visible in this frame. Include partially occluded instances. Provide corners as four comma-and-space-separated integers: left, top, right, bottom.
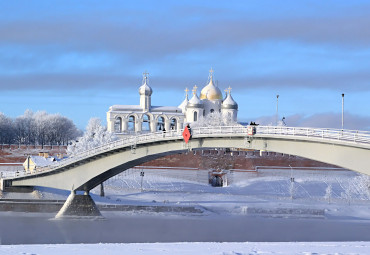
2, 125, 370, 191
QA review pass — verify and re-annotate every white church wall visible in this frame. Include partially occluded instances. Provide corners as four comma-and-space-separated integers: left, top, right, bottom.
186, 109, 199, 123
222, 109, 238, 123
202, 99, 222, 116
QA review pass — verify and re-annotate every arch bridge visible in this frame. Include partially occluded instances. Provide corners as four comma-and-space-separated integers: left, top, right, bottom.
2, 125, 370, 217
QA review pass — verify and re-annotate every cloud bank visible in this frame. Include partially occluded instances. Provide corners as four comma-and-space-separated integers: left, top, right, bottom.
255, 112, 370, 131
0, 1, 370, 93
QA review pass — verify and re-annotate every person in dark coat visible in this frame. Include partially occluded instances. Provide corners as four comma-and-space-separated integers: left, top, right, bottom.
187, 124, 192, 138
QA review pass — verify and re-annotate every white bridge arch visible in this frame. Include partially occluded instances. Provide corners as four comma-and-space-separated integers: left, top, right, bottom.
2, 125, 370, 193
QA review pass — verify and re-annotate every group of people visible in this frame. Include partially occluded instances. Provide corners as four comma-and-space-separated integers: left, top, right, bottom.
161, 124, 192, 140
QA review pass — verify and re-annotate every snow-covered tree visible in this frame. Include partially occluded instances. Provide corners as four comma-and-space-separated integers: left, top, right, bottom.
289, 180, 297, 199
324, 183, 333, 203
344, 175, 370, 201
354, 175, 370, 199
14, 109, 36, 145
340, 180, 355, 205
34, 111, 49, 147
11, 110, 80, 146
54, 115, 81, 145
67, 117, 118, 156
0, 112, 14, 144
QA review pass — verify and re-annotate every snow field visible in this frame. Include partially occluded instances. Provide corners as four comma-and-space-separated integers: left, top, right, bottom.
88, 167, 370, 219
1, 242, 370, 255
96, 167, 370, 203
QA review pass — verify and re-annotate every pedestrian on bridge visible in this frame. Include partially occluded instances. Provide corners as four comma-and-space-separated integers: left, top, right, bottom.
187, 124, 192, 139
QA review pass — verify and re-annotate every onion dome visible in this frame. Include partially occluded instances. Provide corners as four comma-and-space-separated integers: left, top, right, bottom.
222, 89, 238, 110
187, 85, 204, 108
178, 88, 189, 112
139, 74, 152, 96
200, 69, 223, 100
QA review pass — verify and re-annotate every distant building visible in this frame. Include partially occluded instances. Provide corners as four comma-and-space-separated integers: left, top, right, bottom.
23, 152, 64, 173
107, 69, 238, 136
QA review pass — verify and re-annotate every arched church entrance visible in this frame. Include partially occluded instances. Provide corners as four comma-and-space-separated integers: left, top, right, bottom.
114, 117, 122, 132
170, 118, 177, 130
142, 114, 150, 132
128, 115, 135, 132
157, 116, 165, 131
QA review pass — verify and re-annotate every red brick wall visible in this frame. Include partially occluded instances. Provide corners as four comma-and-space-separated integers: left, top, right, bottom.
140, 150, 337, 170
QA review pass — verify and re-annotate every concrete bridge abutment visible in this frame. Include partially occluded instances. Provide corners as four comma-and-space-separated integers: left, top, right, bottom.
55, 190, 103, 219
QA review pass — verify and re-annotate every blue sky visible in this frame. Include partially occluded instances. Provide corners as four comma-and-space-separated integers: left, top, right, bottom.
1, 0, 370, 130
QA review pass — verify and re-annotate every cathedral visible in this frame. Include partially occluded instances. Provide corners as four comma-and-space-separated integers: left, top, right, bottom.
107, 69, 238, 136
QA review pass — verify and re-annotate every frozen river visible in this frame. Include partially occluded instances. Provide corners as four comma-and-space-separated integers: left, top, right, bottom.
1, 167, 370, 247
1, 212, 370, 245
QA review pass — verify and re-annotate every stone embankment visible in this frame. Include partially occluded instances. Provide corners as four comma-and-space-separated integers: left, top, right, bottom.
0, 199, 202, 214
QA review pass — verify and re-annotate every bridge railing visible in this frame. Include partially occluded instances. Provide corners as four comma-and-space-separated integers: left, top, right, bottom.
254, 126, 370, 144
190, 125, 370, 145
25, 129, 185, 174
12, 125, 370, 177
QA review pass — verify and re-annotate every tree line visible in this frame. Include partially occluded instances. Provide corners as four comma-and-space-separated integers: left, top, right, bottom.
0, 110, 81, 146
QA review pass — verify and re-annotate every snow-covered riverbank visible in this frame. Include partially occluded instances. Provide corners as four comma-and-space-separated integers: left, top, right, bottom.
1, 242, 370, 255
1, 167, 370, 254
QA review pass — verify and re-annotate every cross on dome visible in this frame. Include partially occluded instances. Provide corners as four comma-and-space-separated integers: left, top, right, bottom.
184, 87, 189, 99
227, 86, 232, 94
208, 68, 214, 81
192, 85, 198, 95
142, 71, 149, 84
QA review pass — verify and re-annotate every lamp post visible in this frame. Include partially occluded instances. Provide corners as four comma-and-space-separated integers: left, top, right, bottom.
140, 170, 145, 192
276, 95, 279, 126
342, 93, 344, 130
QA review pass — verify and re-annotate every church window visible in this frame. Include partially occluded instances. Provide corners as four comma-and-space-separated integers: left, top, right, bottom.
142, 114, 150, 132
114, 117, 122, 132
227, 112, 232, 123
210, 109, 214, 113
128, 115, 135, 131
194, 111, 198, 121
170, 118, 177, 130
157, 116, 165, 131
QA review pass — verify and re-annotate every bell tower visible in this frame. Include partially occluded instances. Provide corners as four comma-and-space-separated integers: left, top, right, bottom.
139, 71, 152, 111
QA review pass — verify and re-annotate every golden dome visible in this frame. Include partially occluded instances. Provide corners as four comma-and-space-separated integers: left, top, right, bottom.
199, 76, 223, 100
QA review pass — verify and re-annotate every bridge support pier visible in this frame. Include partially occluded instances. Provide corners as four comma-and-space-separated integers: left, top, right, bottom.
55, 190, 103, 219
